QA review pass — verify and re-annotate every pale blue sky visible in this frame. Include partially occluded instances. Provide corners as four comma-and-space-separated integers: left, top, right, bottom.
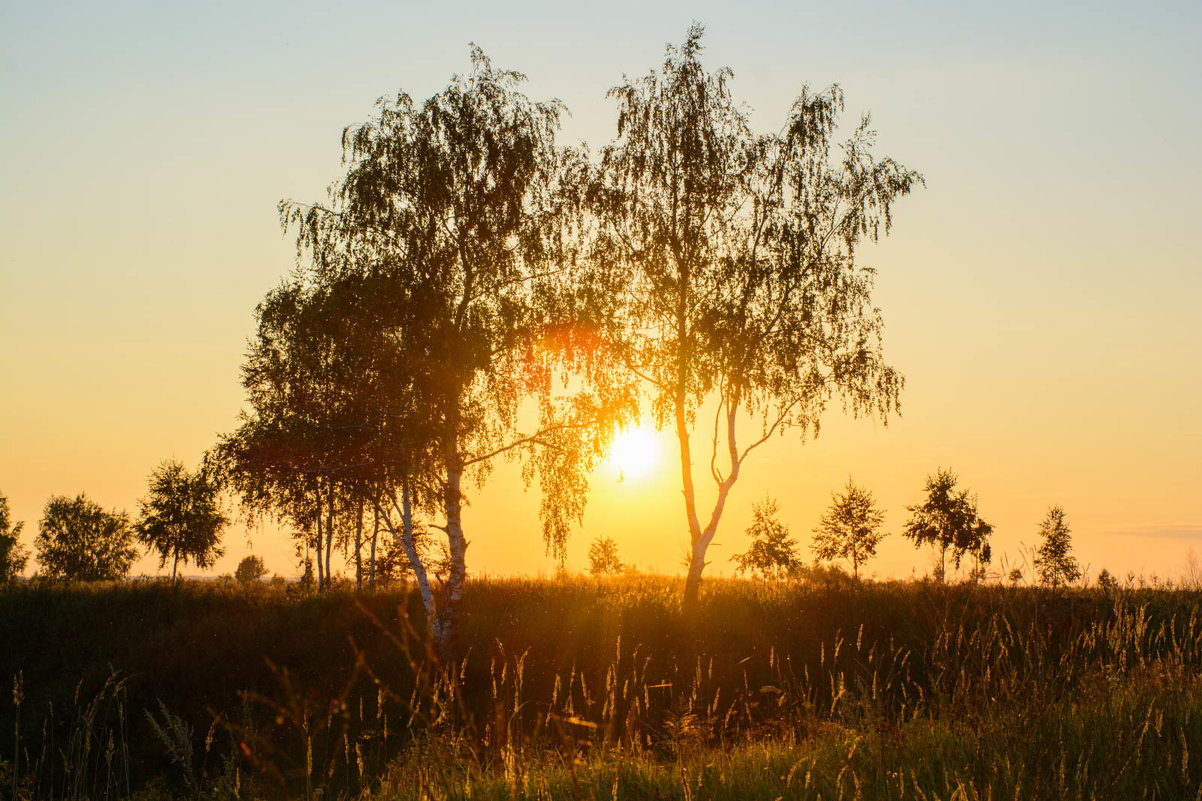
2, 0, 1199, 579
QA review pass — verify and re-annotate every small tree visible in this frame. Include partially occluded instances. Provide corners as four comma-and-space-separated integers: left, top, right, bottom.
0, 492, 29, 582
733, 498, 801, 581
135, 460, 228, 581
903, 468, 992, 582
587, 536, 624, 576
234, 555, 268, 584
35, 494, 137, 581
1034, 505, 1081, 588
811, 478, 887, 579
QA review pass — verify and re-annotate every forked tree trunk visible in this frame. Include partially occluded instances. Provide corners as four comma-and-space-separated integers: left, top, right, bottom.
680, 395, 741, 613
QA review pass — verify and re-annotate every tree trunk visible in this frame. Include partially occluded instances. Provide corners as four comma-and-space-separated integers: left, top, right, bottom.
368, 505, 378, 590
680, 396, 741, 613
171, 551, 179, 583
441, 444, 468, 659
325, 487, 335, 589
677, 393, 704, 612
354, 499, 363, 591
315, 487, 325, 590
375, 479, 443, 647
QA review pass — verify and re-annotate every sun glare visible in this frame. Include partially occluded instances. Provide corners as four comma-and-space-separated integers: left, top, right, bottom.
609, 427, 659, 482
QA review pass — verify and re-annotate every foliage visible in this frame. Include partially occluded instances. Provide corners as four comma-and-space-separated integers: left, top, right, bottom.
1097, 568, 1120, 592
234, 555, 268, 584
732, 498, 801, 581
33, 493, 137, 580
134, 460, 227, 581
811, 477, 887, 579
586, 536, 624, 576
902, 468, 993, 581
212, 273, 408, 592
1034, 505, 1082, 587
589, 25, 921, 608
0, 491, 29, 582
219, 47, 633, 653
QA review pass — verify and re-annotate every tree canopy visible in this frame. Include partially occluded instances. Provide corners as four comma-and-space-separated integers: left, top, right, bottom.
234, 555, 269, 584
902, 469, 992, 581
812, 478, 887, 579
587, 536, 624, 576
732, 497, 802, 581
588, 25, 920, 608
219, 48, 631, 653
0, 491, 29, 582
1034, 505, 1081, 588
35, 494, 138, 581
134, 460, 227, 581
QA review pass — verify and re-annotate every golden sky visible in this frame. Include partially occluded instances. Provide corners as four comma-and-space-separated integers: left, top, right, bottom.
1, 0, 1199, 582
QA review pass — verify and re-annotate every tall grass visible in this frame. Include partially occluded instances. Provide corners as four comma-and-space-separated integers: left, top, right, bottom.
2, 576, 1200, 798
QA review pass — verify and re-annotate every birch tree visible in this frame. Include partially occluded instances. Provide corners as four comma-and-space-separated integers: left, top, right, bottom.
903, 468, 993, 581
811, 478, 886, 579
134, 460, 227, 581
267, 49, 627, 653
590, 26, 921, 609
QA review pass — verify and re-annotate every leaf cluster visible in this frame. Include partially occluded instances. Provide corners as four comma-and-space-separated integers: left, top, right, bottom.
0, 491, 29, 582
587, 535, 624, 576
811, 478, 886, 578
733, 497, 802, 581
590, 23, 921, 438
34, 494, 138, 581
134, 460, 228, 575
903, 468, 993, 574
1034, 505, 1081, 588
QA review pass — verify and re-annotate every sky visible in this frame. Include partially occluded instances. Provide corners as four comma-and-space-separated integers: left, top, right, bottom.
1, 0, 1199, 582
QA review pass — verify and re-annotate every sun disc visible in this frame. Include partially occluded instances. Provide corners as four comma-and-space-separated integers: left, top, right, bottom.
609, 427, 659, 481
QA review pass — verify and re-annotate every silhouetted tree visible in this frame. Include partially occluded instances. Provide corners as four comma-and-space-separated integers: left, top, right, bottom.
811, 478, 886, 579
34, 494, 137, 580
587, 536, 624, 576
1034, 505, 1081, 588
214, 277, 405, 591
234, 555, 268, 584
227, 49, 627, 654
903, 469, 992, 582
0, 492, 29, 582
733, 498, 801, 581
589, 26, 920, 610
135, 460, 228, 581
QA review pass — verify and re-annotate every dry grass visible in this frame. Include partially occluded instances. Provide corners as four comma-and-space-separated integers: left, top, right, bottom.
1, 575, 1200, 798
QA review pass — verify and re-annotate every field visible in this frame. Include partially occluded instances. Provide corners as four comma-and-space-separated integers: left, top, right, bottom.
3, 576, 1201, 800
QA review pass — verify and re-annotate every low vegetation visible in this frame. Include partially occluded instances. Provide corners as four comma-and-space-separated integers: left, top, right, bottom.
1, 575, 1199, 799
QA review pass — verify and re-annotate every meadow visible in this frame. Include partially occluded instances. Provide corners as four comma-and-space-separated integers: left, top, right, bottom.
3, 575, 1201, 800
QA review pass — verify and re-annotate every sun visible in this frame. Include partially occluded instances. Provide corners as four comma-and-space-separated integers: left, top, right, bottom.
609, 426, 660, 482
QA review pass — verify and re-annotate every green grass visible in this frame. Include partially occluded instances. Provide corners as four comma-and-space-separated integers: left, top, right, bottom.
1, 576, 1200, 799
